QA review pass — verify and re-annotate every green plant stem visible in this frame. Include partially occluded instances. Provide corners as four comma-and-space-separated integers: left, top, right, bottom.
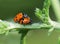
20, 34, 25, 44
51, 0, 60, 22
5, 20, 60, 30
20, 30, 29, 44
49, 19, 60, 29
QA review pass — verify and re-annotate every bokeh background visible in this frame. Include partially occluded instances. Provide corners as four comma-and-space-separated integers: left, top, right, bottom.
0, 0, 60, 44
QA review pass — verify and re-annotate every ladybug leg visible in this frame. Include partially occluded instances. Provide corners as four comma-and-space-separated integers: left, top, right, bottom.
19, 20, 23, 24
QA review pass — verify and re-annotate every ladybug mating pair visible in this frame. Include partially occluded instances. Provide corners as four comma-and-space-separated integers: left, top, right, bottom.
14, 13, 31, 24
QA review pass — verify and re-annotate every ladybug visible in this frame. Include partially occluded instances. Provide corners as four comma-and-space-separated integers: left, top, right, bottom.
14, 13, 23, 22
14, 13, 31, 24
23, 17, 31, 24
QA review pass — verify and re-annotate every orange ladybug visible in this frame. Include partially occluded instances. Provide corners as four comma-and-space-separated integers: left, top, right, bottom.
14, 12, 31, 24
23, 17, 31, 24
14, 13, 23, 22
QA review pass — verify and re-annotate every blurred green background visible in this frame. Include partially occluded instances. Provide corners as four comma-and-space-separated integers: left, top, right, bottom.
0, 0, 60, 44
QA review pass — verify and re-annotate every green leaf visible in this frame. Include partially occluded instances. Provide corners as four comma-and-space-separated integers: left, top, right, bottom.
35, 0, 51, 24
35, 8, 50, 24
0, 20, 9, 34
42, 0, 50, 24
35, 8, 43, 21
48, 27, 54, 36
